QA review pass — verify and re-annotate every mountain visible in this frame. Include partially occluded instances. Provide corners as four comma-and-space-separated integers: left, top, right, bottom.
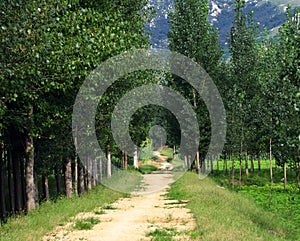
146, 0, 300, 49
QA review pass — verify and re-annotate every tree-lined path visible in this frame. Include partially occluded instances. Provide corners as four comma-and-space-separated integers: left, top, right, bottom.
43, 174, 195, 241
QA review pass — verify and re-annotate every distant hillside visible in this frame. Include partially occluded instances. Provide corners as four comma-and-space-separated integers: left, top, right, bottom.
146, 0, 300, 48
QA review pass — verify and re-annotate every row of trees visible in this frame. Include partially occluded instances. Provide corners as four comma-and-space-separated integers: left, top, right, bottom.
168, 0, 299, 190
0, 0, 155, 222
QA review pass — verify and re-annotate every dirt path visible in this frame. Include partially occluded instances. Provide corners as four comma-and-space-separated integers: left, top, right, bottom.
44, 153, 196, 241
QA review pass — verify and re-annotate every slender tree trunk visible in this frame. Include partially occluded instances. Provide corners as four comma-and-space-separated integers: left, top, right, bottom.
257, 151, 261, 172
73, 156, 78, 196
184, 155, 188, 169
0, 144, 7, 222
133, 146, 138, 169
98, 155, 103, 183
64, 158, 73, 198
42, 174, 49, 201
34, 172, 39, 208
231, 147, 235, 191
239, 149, 243, 190
196, 150, 201, 174
25, 107, 36, 212
54, 164, 62, 195
245, 150, 249, 177
124, 151, 128, 170
92, 158, 96, 187
13, 153, 22, 214
250, 151, 254, 172
106, 143, 112, 176
269, 138, 273, 183
20, 158, 26, 210
7, 148, 15, 215
173, 145, 176, 159
86, 167, 92, 191
77, 164, 84, 195
283, 161, 287, 190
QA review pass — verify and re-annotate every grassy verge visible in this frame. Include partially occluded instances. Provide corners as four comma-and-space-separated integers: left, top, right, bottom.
0, 185, 124, 241
168, 172, 296, 241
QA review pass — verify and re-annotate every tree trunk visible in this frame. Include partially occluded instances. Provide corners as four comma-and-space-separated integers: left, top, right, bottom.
86, 167, 92, 191
210, 158, 214, 174
42, 174, 49, 201
0, 144, 7, 222
25, 107, 36, 212
92, 158, 96, 187
133, 146, 138, 169
7, 148, 15, 215
231, 148, 235, 191
54, 164, 62, 195
257, 151, 261, 172
173, 145, 176, 159
283, 161, 287, 190
106, 143, 112, 176
98, 155, 103, 183
34, 172, 39, 208
196, 150, 201, 174
184, 155, 188, 169
78, 164, 85, 195
269, 138, 273, 183
64, 158, 73, 198
122, 150, 128, 170
73, 156, 78, 196
250, 151, 254, 172
73, 127, 78, 196
245, 150, 249, 177
13, 153, 22, 214
20, 158, 26, 210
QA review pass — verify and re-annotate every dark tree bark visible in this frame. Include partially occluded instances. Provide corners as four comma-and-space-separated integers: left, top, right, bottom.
257, 151, 261, 172
250, 150, 254, 172
245, 151, 249, 177
7, 148, 15, 215
20, 158, 26, 210
34, 172, 39, 208
78, 164, 84, 195
12, 152, 22, 214
0, 144, 7, 222
54, 164, 62, 195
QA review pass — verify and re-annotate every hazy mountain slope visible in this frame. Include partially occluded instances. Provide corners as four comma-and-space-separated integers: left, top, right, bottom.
146, 0, 299, 48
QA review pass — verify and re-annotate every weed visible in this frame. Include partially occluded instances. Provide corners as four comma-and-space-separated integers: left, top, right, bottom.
74, 217, 100, 230
94, 210, 105, 215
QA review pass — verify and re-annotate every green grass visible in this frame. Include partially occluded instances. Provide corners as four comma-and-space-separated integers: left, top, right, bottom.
0, 185, 123, 241
159, 148, 173, 158
211, 167, 300, 239
146, 227, 178, 241
102, 169, 143, 193
74, 217, 100, 230
138, 164, 158, 174
168, 172, 297, 241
